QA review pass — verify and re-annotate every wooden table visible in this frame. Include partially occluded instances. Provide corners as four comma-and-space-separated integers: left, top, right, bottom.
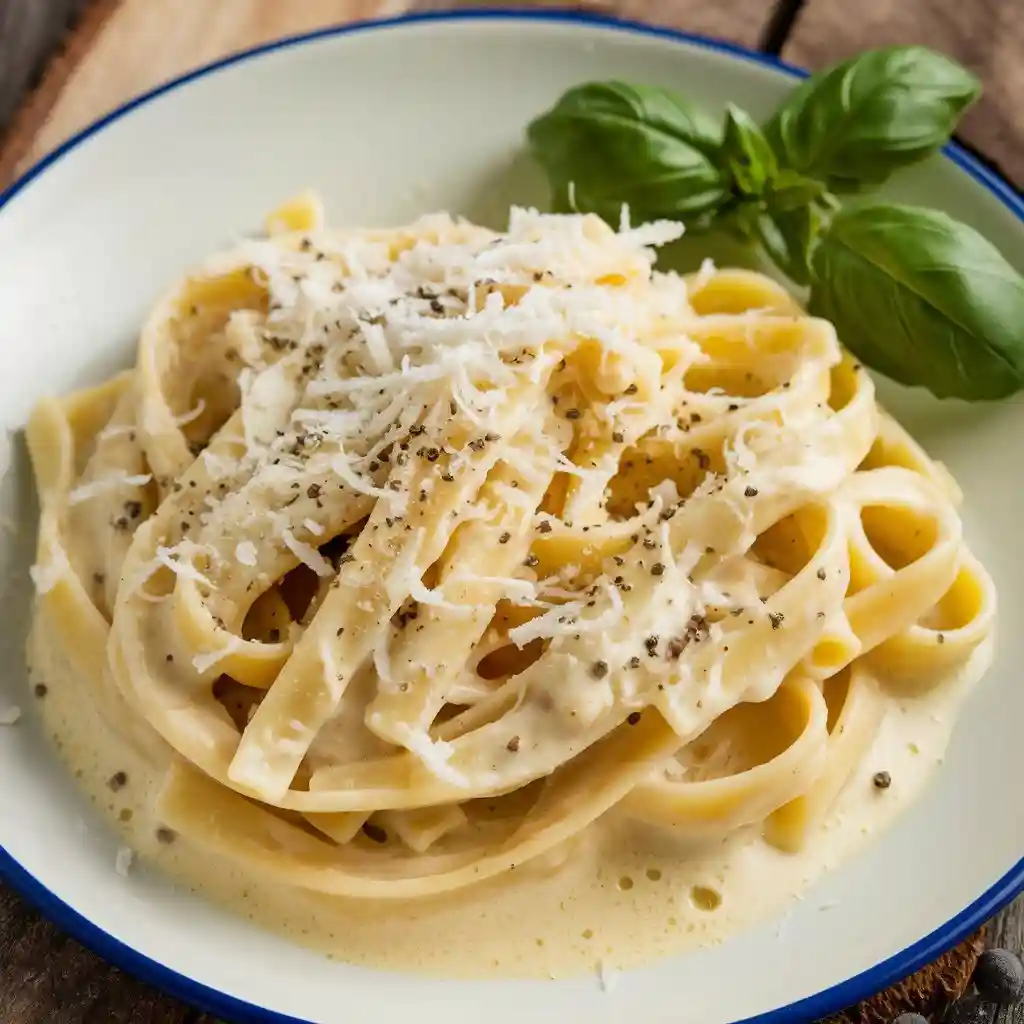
0, 2, 1020, 1022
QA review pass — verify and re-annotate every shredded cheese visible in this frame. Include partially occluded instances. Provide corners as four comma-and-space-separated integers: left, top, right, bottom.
281, 529, 333, 578
115, 846, 135, 877
193, 635, 246, 674
68, 472, 152, 505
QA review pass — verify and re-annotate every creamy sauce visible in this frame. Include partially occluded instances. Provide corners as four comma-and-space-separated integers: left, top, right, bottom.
28, 612, 992, 980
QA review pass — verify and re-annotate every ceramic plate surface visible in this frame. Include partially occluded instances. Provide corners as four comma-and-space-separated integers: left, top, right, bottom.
0, 11, 1021, 1024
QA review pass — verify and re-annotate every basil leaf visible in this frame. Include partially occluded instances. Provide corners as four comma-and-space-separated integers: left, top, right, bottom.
756, 205, 823, 285
766, 46, 980, 192
809, 203, 1024, 400
721, 104, 777, 196
767, 170, 829, 212
527, 81, 729, 226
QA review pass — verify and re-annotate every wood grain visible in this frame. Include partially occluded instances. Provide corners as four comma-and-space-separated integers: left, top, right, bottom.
0, 0, 781, 187
990, 912, 1024, 1024
0, 0, 91, 128
414, 0, 778, 46
0, 0, 409, 184
0, 888, 216, 1024
784, 0, 1024, 189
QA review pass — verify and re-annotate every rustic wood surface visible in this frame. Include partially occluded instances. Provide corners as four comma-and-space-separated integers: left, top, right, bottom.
0, 1, 1021, 1021
785, 0, 1024, 190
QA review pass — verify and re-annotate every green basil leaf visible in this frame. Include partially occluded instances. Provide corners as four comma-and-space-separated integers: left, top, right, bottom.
766, 46, 980, 191
527, 81, 729, 226
809, 203, 1024, 400
755, 204, 823, 285
767, 170, 829, 212
717, 198, 764, 243
721, 104, 777, 196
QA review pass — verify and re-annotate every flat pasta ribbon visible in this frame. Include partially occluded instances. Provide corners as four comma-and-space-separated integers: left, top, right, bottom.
27, 200, 995, 899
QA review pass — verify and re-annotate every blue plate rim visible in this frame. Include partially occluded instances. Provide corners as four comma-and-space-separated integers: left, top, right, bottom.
1, 9, 1020, 1024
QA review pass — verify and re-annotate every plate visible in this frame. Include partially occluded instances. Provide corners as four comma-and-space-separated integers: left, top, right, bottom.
0, 11, 1021, 1024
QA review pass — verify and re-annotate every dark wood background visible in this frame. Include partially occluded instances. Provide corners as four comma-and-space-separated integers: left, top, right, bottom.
0, 1, 1020, 1022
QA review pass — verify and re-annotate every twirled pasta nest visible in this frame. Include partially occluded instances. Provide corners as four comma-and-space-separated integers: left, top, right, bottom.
27, 198, 994, 898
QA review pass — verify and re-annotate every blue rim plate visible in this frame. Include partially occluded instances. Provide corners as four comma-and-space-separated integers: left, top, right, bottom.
1, 10, 1021, 1023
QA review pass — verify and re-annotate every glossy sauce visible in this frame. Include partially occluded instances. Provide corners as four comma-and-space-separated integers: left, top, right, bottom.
28, 617, 991, 980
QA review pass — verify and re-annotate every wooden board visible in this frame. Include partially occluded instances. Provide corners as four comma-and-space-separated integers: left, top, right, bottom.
0, 1, 1021, 1022
785, 0, 1024, 188
0, 0, 777, 185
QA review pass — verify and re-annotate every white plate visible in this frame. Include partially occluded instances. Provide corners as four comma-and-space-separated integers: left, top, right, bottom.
0, 12, 1021, 1024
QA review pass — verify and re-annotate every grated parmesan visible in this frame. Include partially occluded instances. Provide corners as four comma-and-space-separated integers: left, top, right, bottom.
68, 472, 152, 505
390, 724, 469, 788
193, 635, 246, 674
115, 846, 135, 877
235, 541, 258, 566
282, 529, 333, 578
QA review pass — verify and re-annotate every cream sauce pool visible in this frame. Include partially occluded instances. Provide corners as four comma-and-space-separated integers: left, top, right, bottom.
28, 618, 991, 980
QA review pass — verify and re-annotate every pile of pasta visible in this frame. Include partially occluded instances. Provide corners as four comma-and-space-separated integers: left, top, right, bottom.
28, 199, 995, 898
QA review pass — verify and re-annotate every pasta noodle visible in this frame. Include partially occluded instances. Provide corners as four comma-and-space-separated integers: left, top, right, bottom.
27, 199, 995, 913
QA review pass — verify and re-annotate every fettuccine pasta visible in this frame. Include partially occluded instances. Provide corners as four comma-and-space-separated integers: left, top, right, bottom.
27, 199, 995, 928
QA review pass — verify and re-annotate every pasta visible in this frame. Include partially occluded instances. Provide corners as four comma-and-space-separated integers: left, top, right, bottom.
27, 198, 995, 914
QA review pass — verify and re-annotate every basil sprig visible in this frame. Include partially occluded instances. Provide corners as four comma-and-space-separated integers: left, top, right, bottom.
721, 104, 778, 197
810, 204, 1024, 400
765, 46, 981, 192
525, 46, 1024, 401
526, 82, 727, 228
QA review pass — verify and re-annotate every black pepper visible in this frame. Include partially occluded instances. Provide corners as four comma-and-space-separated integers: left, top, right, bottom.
873, 771, 891, 790
666, 637, 686, 660
591, 660, 609, 679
